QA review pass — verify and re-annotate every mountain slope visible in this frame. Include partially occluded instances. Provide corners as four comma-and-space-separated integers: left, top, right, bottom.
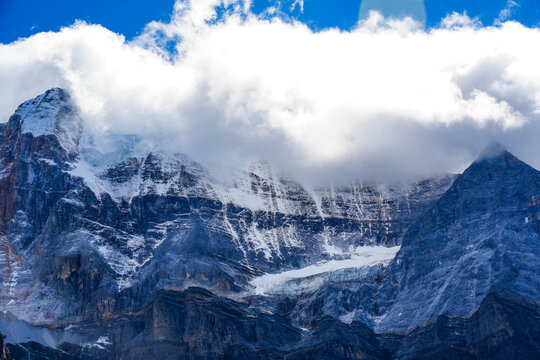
283, 143, 540, 338
377, 142, 540, 333
1, 89, 539, 359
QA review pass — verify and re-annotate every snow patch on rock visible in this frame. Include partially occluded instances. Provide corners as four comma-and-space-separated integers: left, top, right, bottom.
250, 246, 400, 295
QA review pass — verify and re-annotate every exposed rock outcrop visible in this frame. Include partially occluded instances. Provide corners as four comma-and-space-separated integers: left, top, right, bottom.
0, 334, 13, 360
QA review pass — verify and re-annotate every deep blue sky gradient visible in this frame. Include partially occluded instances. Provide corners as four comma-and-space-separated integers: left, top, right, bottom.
0, 0, 176, 43
1, 0, 539, 44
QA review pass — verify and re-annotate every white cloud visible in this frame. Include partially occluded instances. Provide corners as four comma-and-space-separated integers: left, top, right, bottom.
290, 0, 304, 13
495, 0, 520, 25
440, 12, 481, 29
1, 0, 540, 183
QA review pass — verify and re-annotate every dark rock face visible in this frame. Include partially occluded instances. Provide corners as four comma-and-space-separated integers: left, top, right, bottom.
7, 342, 88, 360
381, 293, 540, 360
284, 317, 390, 360
0, 334, 13, 360
6, 290, 538, 360
1, 89, 539, 359
114, 287, 303, 360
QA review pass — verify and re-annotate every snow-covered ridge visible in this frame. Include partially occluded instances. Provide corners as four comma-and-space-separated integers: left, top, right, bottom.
61, 142, 452, 282
69, 144, 452, 214
14, 88, 82, 153
65, 147, 448, 270
250, 245, 400, 295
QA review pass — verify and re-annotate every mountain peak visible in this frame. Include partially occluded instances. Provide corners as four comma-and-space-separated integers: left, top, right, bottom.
455, 141, 537, 187
12, 87, 81, 153
14, 87, 69, 135
465, 141, 530, 174
474, 141, 515, 164
43, 87, 67, 98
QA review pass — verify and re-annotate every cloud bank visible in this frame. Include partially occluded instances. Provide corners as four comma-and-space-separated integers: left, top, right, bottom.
0, 0, 539, 184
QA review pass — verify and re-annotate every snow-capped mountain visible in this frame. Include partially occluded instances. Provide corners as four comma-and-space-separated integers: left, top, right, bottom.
0, 89, 538, 359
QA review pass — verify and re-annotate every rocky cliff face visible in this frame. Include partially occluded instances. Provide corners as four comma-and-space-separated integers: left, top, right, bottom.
0, 334, 13, 360
0, 89, 539, 359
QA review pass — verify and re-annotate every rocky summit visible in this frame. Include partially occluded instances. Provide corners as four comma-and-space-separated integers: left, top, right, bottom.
0, 89, 538, 359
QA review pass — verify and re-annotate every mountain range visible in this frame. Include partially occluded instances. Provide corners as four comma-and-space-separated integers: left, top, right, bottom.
0, 88, 538, 359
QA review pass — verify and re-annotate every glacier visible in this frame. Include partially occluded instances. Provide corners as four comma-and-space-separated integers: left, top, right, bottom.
250, 245, 400, 295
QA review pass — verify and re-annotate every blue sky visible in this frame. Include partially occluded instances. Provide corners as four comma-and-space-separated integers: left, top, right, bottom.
0, 0, 176, 43
1, 0, 538, 44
